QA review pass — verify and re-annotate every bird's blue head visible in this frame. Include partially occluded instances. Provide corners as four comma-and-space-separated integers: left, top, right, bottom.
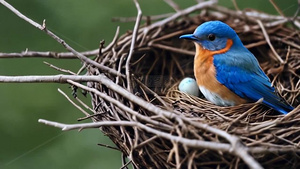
180, 21, 240, 51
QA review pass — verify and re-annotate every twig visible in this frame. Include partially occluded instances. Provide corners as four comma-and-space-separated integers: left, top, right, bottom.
58, 88, 91, 117
38, 119, 232, 151
0, 26, 120, 59
269, 0, 285, 17
120, 159, 132, 169
231, 0, 240, 11
0, 74, 101, 83
164, 0, 180, 12
16, 72, 260, 168
67, 79, 172, 130
1, 72, 261, 168
75, 97, 97, 115
0, 0, 123, 77
150, 43, 195, 55
0, 50, 93, 59
256, 19, 285, 64
102, 26, 120, 56
97, 143, 120, 151
134, 136, 158, 149
44, 61, 76, 75
249, 146, 300, 154
125, 0, 142, 92
143, 0, 217, 32
112, 13, 174, 23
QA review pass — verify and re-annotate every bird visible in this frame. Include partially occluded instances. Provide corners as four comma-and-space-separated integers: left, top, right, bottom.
179, 21, 294, 114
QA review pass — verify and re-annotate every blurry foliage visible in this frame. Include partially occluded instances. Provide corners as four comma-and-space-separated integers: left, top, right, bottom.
0, 0, 298, 169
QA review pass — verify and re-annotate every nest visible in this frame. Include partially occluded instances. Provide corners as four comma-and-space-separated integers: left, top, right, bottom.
86, 2, 300, 169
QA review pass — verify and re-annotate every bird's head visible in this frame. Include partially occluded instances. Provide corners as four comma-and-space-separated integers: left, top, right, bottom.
180, 21, 240, 51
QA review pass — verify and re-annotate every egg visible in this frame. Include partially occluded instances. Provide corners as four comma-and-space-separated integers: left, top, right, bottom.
178, 77, 200, 97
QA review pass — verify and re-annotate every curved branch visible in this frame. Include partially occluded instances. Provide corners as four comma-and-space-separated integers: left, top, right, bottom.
0, 0, 122, 77
0, 26, 120, 59
143, 0, 217, 33
38, 119, 233, 152
126, 0, 142, 92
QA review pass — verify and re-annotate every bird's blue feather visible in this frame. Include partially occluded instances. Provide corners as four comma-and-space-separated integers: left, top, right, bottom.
214, 42, 293, 114
180, 20, 294, 114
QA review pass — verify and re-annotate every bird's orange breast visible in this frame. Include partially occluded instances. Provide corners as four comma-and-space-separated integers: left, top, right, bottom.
193, 39, 247, 105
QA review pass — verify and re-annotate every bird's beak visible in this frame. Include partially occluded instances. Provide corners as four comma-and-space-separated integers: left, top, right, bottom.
179, 34, 198, 41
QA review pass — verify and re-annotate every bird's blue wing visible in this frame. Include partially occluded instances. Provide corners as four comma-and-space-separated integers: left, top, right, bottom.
213, 49, 293, 114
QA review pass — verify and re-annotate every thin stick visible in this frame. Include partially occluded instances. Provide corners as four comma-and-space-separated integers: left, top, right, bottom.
112, 13, 174, 23
0, 0, 123, 77
125, 0, 142, 92
231, 0, 240, 11
164, 0, 180, 12
38, 119, 233, 151
58, 88, 91, 117
44, 61, 76, 75
0, 74, 253, 150
256, 19, 284, 64
97, 143, 120, 151
75, 97, 97, 115
150, 43, 194, 55
0, 50, 94, 59
0, 26, 120, 59
144, 0, 217, 32
67, 79, 172, 130
269, 0, 285, 17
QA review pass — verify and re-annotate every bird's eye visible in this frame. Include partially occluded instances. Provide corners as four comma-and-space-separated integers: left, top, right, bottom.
207, 34, 215, 41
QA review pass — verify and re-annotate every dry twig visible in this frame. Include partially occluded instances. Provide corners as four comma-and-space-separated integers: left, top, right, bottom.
1, 0, 299, 168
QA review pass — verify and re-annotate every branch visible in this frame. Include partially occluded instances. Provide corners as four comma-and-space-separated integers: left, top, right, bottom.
143, 0, 217, 32
126, 0, 142, 92
0, 0, 122, 77
0, 73, 262, 168
0, 75, 98, 83
256, 19, 285, 64
38, 119, 233, 152
57, 88, 91, 117
112, 13, 174, 23
66, 79, 172, 130
164, 0, 180, 12
0, 26, 120, 59
0, 51, 87, 59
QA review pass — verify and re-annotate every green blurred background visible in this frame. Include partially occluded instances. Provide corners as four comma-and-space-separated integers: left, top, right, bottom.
0, 0, 297, 168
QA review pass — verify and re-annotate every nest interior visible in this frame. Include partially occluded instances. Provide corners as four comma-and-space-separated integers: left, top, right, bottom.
87, 5, 300, 169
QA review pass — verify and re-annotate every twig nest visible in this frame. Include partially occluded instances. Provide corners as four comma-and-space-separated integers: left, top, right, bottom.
178, 77, 200, 97
88, 2, 300, 169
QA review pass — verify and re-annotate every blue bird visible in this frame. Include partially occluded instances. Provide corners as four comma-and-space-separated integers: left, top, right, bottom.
180, 21, 294, 114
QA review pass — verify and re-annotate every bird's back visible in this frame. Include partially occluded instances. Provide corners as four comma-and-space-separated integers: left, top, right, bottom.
213, 41, 294, 114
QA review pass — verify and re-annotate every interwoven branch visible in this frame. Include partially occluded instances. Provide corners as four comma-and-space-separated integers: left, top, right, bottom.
1, 0, 299, 168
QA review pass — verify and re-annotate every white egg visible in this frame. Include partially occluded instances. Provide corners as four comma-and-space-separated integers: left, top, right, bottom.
178, 77, 200, 97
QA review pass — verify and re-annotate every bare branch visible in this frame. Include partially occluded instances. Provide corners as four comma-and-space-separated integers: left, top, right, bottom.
231, 0, 240, 11
269, 0, 285, 17
38, 119, 233, 151
0, 73, 258, 162
0, 0, 122, 77
58, 88, 91, 117
0, 26, 120, 59
0, 49, 103, 58
112, 13, 174, 23
164, 0, 180, 12
126, 0, 142, 92
44, 62, 76, 75
67, 79, 172, 130
256, 19, 284, 64
143, 0, 217, 32
0, 75, 97, 83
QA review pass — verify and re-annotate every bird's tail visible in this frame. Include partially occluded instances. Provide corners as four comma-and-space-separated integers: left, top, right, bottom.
263, 97, 294, 114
